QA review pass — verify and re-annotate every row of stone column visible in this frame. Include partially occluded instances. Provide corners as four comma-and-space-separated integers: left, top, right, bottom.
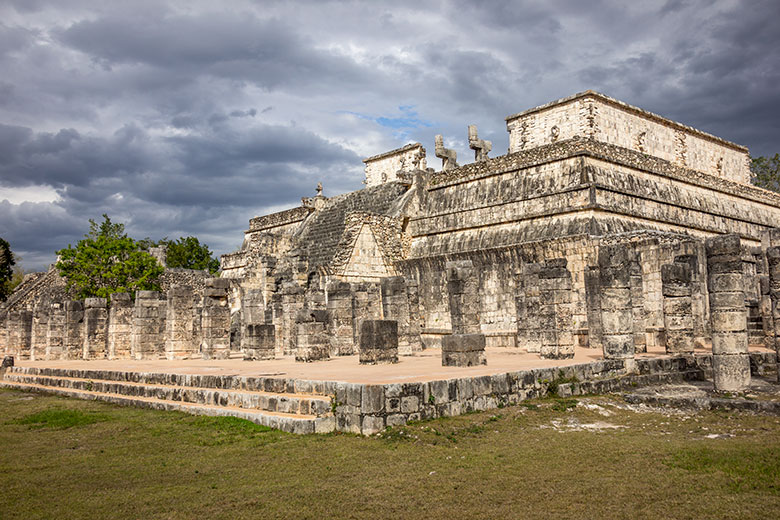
1, 278, 230, 361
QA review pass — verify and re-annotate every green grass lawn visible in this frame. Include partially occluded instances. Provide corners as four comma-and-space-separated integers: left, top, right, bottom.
1, 388, 779, 519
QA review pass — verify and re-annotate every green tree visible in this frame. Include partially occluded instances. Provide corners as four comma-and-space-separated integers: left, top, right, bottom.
163, 236, 221, 274
0, 237, 15, 301
56, 215, 164, 300
751, 153, 780, 192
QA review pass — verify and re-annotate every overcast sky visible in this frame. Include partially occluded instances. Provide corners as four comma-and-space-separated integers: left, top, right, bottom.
1, 0, 779, 272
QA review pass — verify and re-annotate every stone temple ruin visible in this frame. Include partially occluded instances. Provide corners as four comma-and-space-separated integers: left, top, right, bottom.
2, 90, 780, 434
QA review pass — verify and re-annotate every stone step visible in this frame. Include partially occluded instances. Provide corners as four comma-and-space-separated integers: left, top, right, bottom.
9, 366, 336, 396
3, 371, 332, 417
0, 380, 334, 434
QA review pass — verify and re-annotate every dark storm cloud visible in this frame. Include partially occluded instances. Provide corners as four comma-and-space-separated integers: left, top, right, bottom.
1, 0, 779, 271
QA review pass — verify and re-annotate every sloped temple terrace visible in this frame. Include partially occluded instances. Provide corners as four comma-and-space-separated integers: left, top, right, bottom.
2, 91, 780, 434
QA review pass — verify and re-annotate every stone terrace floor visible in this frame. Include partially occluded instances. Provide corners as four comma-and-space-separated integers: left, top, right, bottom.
13, 344, 775, 385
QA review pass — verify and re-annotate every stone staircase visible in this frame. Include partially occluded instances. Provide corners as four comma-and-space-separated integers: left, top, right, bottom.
0, 366, 336, 434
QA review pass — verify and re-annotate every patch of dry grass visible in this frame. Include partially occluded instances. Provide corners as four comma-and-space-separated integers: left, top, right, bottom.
1, 389, 779, 519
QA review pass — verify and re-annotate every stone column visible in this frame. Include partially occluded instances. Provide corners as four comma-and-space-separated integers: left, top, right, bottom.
108, 293, 132, 359
352, 282, 382, 345
12, 310, 33, 360
0, 311, 7, 354
31, 300, 49, 360
403, 274, 423, 353
444, 259, 486, 366
516, 262, 542, 352
201, 278, 230, 360
706, 234, 750, 392
598, 245, 635, 369
295, 309, 330, 362
381, 276, 416, 356
766, 246, 780, 382
661, 261, 694, 355
46, 302, 65, 360
359, 320, 398, 364
538, 259, 574, 359
243, 324, 275, 360
63, 301, 84, 360
131, 291, 165, 359
327, 281, 355, 356
83, 297, 108, 359
446, 260, 481, 334
584, 266, 603, 350
165, 285, 195, 360
280, 283, 305, 356
630, 262, 647, 353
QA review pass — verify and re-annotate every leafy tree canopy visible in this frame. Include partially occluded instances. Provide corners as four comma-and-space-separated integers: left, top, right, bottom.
0, 237, 16, 301
157, 236, 221, 274
751, 153, 780, 192
56, 215, 164, 300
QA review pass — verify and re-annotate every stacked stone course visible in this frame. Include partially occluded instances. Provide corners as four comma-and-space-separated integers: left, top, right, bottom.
83, 297, 108, 359
107, 293, 132, 359
661, 260, 694, 355
706, 234, 750, 392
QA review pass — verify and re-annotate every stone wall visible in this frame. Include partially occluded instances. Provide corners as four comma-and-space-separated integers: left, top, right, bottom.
505, 91, 750, 183
363, 143, 426, 188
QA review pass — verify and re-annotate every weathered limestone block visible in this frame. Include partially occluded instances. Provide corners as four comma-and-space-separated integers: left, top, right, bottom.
108, 293, 132, 359
327, 281, 355, 356
165, 285, 196, 360
598, 245, 635, 366
359, 319, 398, 364
516, 263, 542, 352
352, 282, 382, 347
83, 297, 108, 359
403, 274, 423, 353
31, 300, 49, 360
584, 266, 603, 350
442, 333, 486, 367
706, 234, 750, 392
662, 262, 694, 354
0, 354, 13, 378
295, 309, 330, 362
674, 253, 709, 348
280, 283, 305, 356
12, 310, 33, 360
0, 312, 6, 353
538, 259, 574, 359
243, 324, 275, 360
45, 302, 65, 360
63, 301, 84, 360
381, 276, 420, 356
767, 246, 780, 382
446, 260, 480, 335
131, 291, 166, 360
201, 278, 230, 360
630, 262, 647, 353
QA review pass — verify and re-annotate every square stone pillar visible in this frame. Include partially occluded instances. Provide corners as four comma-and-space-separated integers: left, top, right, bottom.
662, 261, 694, 354
201, 278, 230, 360
31, 300, 49, 360
381, 276, 418, 356
295, 309, 330, 362
165, 285, 196, 360
766, 246, 780, 382
584, 265, 603, 350
9, 310, 33, 360
108, 293, 132, 359
63, 301, 84, 360
359, 319, 398, 364
131, 291, 166, 359
46, 302, 65, 360
706, 234, 750, 392
280, 283, 305, 356
83, 297, 108, 359
598, 245, 635, 368
442, 333, 486, 366
446, 260, 481, 334
516, 262, 542, 352
538, 259, 574, 359
327, 281, 355, 356
352, 282, 382, 348
243, 324, 275, 360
